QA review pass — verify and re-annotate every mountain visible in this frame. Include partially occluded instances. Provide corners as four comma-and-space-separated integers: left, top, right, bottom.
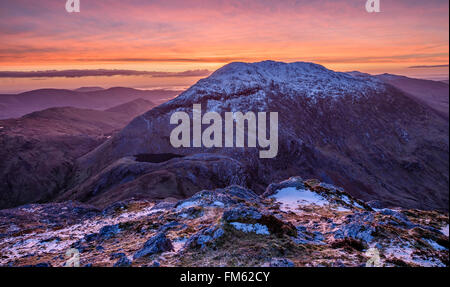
375, 74, 449, 118
105, 98, 155, 115
0, 99, 155, 209
73, 87, 105, 92
60, 61, 449, 211
0, 87, 179, 119
1, 177, 448, 267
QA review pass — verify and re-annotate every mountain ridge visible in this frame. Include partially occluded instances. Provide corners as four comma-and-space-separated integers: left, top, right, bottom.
0, 87, 179, 120
0, 99, 156, 209
61, 61, 449, 211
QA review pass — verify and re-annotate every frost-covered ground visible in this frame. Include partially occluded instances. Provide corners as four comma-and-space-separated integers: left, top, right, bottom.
0, 177, 448, 267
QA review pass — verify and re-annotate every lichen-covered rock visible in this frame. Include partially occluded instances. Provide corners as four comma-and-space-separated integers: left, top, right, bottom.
84, 224, 121, 242
263, 177, 305, 198
133, 232, 174, 259
222, 206, 262, 222
265, 258, 295, 267
333, 212, 375, 242
184, 226, 225, 249
113, 255, 132, 267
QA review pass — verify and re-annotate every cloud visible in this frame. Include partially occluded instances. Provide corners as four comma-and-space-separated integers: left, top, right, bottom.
409, 64, 449, 68
75, 57, 242, 63
0, 69, 211, 78
0, 0, 448, 75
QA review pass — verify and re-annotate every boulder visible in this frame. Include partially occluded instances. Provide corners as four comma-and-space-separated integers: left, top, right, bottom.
133, 232, 174, 259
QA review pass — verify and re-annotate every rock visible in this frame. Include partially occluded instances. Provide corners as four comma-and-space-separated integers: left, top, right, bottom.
175, 185, 260, 212
151, 261, 160, 267
133, 232, 173, 259
24, 262, 52, 267
40, 236, 61, 244
185, 226, 225, 249
258, 213, 297, 237
152, 201, 177, 211
331, 238, 366, 252
179, 207, 204, 219
213, 228, 225, 239
98, 224, 121, 239
293, 227, 325, 245
102, 201, 129, 216
222, 205, 297, 237
222, 206, 262, 222
114, 256, 132, 267
229, 222, 270, 235
313, 231, 325, 241
379, 209, 416, 229
197, 235, 213, 246
334, 212, 375, 242
263, 177, 305, 198
110, 252, 126, 260
159, 221, 182, 232
367, 200, 384, 209
71, 241, 90, 253
225, 186, 260, 202
265, 258, 295, 267
84, 224, 121, 243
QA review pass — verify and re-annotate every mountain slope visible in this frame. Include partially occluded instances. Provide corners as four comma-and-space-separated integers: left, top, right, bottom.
62, 61, 448, 211
375, 74, 449, 118
0, 99, 156, 209
105, 98, 155, 115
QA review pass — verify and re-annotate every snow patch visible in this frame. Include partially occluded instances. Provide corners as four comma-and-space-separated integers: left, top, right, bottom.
270, 187, 330, 212
230, 222, 270, 235
212, 201, 225, 208
384, 242, 446, 267
441, 224, 449, 237
176, 201, 199, 211
423, 238, 447, 251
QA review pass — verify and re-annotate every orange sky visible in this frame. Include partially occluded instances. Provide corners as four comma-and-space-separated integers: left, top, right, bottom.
0, 0, 448, 92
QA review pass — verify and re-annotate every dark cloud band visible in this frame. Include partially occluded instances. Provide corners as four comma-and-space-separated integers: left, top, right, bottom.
0, 69, 211, 78
409, 65, 449, 69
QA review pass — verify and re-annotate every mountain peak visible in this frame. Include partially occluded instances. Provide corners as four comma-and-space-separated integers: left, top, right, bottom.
212, 60, 329, 78
175, 60, 385, 107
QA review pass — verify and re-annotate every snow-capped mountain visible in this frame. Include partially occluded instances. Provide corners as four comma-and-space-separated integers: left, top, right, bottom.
176, 61, 384, 105
61, 61, 449, 211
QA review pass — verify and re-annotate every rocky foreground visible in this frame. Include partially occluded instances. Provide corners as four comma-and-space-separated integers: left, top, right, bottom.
0, 177, 448, 267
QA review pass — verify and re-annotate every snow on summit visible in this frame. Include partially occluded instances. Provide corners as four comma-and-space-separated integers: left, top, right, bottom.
176, 60, 385, 106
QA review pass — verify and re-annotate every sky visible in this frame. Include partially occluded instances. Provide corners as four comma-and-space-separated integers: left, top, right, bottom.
0, 0, 448, 93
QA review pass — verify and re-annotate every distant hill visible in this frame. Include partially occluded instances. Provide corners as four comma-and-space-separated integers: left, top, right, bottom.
0, 98, 155, 209
0, 87, 179, 119
105, 98, 154, 115
376, 74, 449, 118
73, 87, 105, 92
